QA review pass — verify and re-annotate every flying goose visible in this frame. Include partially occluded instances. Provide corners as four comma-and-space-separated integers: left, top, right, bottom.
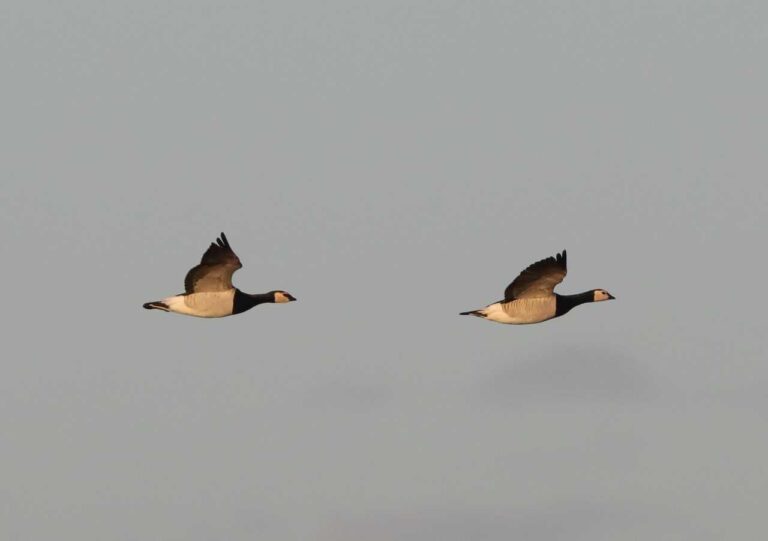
143, 232, 296, 318
460, 250, 614, 324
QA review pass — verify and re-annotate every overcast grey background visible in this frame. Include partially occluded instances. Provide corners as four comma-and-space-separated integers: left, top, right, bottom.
2, 1, 767, 539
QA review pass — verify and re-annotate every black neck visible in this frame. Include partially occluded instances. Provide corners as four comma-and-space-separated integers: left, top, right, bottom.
233, 289, 272, 314
555, 291, 594, 317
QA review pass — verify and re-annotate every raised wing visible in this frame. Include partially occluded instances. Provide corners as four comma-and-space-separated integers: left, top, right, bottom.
184, 232, 243, 293
504, 250, 567, 301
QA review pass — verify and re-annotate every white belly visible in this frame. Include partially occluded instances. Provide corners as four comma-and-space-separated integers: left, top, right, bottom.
162, 290, 235, 318
482, 297, 556, 325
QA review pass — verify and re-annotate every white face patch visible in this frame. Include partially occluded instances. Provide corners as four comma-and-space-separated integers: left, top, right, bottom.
275, 291, 293, 303
593, 290, 614, 302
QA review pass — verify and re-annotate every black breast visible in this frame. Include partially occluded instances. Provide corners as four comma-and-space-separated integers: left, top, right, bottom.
232, 290, 271, 315
555, 292, 593, 317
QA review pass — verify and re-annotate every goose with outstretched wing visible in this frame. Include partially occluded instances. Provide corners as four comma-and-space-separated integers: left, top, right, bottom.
144, 233, 296, 318
460, 250, 614, 324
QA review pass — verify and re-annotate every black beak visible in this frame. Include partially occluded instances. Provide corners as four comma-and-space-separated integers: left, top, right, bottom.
285, 293, 297, 302
608, 293, 615, 300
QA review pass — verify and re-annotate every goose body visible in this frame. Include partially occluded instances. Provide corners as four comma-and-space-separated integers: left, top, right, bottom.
143, 233, 296, 318
460, 250, 614, 325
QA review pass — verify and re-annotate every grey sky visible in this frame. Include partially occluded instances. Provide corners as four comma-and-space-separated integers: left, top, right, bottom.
1, 1, 766, 539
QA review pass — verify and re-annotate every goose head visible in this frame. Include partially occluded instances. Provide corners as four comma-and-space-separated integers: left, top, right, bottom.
272, 290, 297, 303
592, 289, 615, 302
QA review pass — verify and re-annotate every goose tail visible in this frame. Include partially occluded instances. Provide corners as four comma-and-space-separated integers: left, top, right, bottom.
143, 301, 170, 311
